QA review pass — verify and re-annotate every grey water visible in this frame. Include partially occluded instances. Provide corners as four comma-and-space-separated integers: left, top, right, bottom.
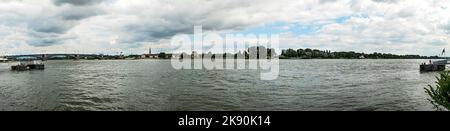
0, 59, 438, 111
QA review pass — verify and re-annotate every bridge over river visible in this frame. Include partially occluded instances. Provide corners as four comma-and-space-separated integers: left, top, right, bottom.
5, 54, 107, 60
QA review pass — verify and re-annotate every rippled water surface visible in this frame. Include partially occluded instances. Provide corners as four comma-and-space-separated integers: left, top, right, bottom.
0, 59, 438, 111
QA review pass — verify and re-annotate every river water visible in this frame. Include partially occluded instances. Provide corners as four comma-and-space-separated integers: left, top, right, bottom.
0, 59, 438, 111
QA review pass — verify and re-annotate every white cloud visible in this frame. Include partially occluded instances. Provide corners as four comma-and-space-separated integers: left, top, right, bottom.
0, 0, 449, 55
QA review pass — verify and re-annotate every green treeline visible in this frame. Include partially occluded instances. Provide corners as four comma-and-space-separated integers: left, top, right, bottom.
280, 48, 440, 59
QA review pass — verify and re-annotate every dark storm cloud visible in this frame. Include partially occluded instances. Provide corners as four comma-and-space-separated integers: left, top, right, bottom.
62, 13, 94, 20
25, 5, 104, 47
10, 0, 262, 48
118, 16, 251, 46
28, 18, 76, 34
60, 6, 105, 20
31, 26, 69, 34
120, 23, 193, 44
26, 31, 75, 47
53, 0, 105, 6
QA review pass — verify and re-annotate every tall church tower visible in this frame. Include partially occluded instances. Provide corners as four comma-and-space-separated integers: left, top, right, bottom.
149, 48, 152, 55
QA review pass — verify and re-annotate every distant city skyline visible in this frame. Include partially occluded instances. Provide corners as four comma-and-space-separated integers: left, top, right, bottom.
1, 0, 449, 56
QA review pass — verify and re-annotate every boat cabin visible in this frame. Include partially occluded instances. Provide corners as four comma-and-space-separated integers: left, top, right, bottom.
0, 57, 8, 63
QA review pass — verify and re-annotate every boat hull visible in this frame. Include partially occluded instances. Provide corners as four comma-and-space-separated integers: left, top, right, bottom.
11, 64, 45, 71
420, 64, 445, 72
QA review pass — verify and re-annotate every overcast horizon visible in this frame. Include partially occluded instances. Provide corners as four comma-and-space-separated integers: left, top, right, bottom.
1, 0, 449, 56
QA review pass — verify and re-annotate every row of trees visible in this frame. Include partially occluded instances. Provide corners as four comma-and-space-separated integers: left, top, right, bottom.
280, 48, 439, 59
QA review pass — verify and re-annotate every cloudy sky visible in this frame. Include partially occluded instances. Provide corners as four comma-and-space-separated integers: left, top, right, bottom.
0, 0, 449, 56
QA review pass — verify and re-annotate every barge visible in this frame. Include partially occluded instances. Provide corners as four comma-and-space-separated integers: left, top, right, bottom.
0, 57, 8, 63
420, 60, 447, 72
11, 57, 45, 71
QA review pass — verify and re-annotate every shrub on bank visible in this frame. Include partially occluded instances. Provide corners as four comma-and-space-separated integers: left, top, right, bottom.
425, 71, 450, 111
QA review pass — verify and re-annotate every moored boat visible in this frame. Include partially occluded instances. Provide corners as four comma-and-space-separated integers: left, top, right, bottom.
11, 57, 45, 71
0, 57, 8, 63
420, 60, 447, 72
